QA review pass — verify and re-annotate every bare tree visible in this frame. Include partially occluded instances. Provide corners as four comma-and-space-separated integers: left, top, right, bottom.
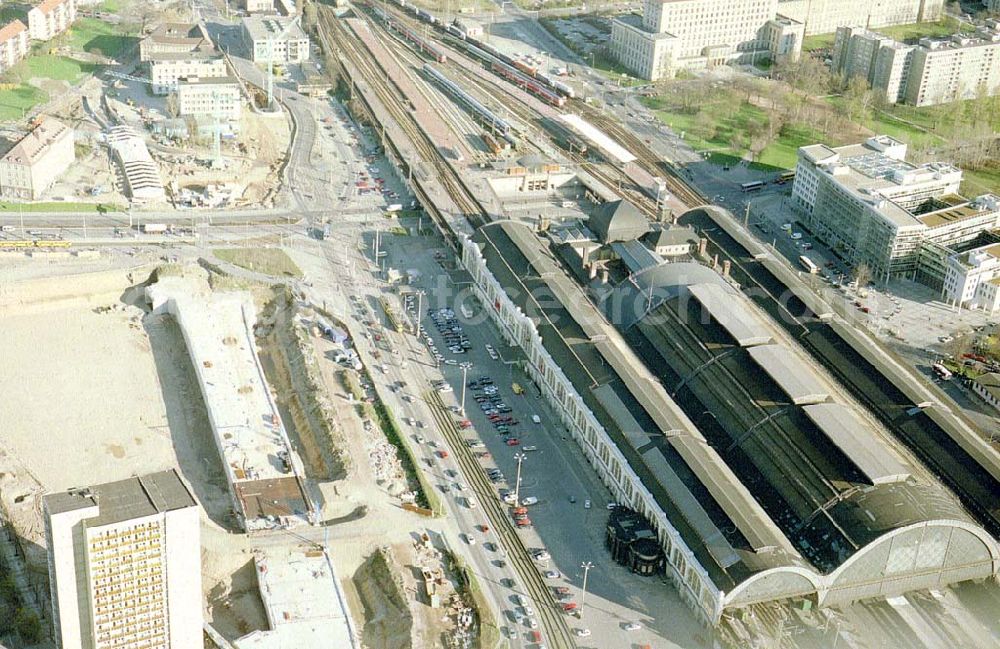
852, 263, 872, 289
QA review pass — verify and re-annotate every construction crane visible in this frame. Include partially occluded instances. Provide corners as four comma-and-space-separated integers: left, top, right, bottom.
103, 70, 230, 163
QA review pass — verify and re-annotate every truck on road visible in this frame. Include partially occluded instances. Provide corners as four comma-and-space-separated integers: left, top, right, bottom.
141, 223, 170, 234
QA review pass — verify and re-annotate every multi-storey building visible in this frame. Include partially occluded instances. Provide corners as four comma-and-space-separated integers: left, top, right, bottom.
140, 23, 215, 61
610, 0, 804, 80
0, 19, 29, 74
150, 55, 228, 95
833, 23, 1000, 106
776, 0, 943, 36
942, 242, 1000, 311
793, 135, 1000, 284
44, 469, 202, 649
244, 0, 298, 14
140, 23, 227, 95
0, 116, 75, 200
241, 15, 310, 63
176, 76, 242, 122
27, 0, 77, 41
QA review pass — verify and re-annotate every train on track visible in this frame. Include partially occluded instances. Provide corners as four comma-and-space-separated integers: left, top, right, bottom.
371, 5, 447, 63
379, 0, 576, 101
422, 64, 516, 143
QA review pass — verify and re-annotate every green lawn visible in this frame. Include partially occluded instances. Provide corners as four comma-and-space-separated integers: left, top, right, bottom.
0, 85, 47, 121
0, 201, 121, 212
66, 17, 139, 58
643, 95, 769, 157
214, 248, 303, 278
803, 32, 836, 52
963, 165, 1000, 196
25, 55, 97, 81
100, 0, 129, 12
876, 18, 971, 43
757, 122, 826, 170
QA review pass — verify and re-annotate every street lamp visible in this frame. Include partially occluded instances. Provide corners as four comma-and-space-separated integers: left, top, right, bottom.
513, 452, 526, 506
414, 290, 426, 338
459, 361, 473, 415
580, 561, 594, 615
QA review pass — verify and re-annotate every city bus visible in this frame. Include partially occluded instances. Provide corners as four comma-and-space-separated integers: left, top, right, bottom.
775, 170, 796, 184
740, 181, 765, 192
799, 255, 819, 274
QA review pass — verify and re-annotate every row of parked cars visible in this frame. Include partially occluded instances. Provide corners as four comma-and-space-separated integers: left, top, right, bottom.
427, 308, 471, 360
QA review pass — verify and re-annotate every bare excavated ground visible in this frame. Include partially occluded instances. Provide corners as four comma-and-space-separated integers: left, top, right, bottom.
0, 261, 268, 638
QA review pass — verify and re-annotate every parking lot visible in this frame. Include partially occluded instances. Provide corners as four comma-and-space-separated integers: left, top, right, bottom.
380, 234, 710, 649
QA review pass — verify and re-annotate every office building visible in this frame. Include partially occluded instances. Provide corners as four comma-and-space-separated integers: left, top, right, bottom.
140, 23, 215, 61
942, 242, 1000, 311
244, 0, 298, 14
44, 469, 202, 649
792, 135, 1000, 283
28, 0, 77, 41
0, 116, 75, 200
141, 23, 226, 95
240, 15, 309, 63
610, 0, 803, 80
833, 23, 1000, 106
0, 19, 29, 74
776, 0, 943, 36
176, 76, 242, 122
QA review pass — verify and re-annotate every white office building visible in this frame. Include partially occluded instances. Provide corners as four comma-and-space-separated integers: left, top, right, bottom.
793, 136, 1000, 284
610, 0, 803, 80
942, 241, 1000, 311
44, 470, 202, 649
241, 15, 310, 63
177, 76, 242, 122
776, 0, 943, 36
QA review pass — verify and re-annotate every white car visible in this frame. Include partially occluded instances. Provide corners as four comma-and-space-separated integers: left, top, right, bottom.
522, 445, 538, 451
575, 628, 591, 637
625, 622, 642, 631
464, 533, 476, 545
523, 606, 535, 616
533, 550, 550, 560
584, 499, 592, 509
522, 496, 538, 506
790, 232, 803, 240
527, 618, 538, 629
544, 570, 561, 579
502, 493, 518, 505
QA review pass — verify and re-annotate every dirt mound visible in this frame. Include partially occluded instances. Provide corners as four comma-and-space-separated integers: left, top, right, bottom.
257, 288, 351, 482
353, 546, 413, 649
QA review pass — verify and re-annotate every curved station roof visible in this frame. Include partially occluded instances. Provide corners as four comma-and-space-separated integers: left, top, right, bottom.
469, 219, 999, 615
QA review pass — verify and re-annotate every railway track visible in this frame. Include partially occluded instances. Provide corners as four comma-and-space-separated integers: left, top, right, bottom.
424, 390, 577, 649
316, 6, 488, 228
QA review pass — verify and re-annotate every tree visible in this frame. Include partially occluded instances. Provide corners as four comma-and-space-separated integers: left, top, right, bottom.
14, 608, 42, 644
852, 263, 872, 289
165, 92, 179, 118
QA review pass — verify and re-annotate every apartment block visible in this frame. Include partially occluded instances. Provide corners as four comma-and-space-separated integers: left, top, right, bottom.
241, 15, 310, 63
28, 0, 77, 41
610, 0, 803, 80
777, 0, 943, 36
833, 23, 1000, 106
0, 19, 29, 74
0, 116, 75, 200
176, 76, 242, 122
793, 135, 1000, 284
44, 470, 202, 649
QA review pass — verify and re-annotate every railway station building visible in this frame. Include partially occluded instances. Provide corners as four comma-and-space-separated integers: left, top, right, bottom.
461, 219, 999, 624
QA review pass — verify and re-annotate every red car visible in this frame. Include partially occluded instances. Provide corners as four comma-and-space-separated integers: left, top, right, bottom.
562, 602, 578, 612
530, 631, 542, 643
506, 438, 520, 446
459, 419, 472, 429
516, 517, 532, 527
437, 450, 449, 459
